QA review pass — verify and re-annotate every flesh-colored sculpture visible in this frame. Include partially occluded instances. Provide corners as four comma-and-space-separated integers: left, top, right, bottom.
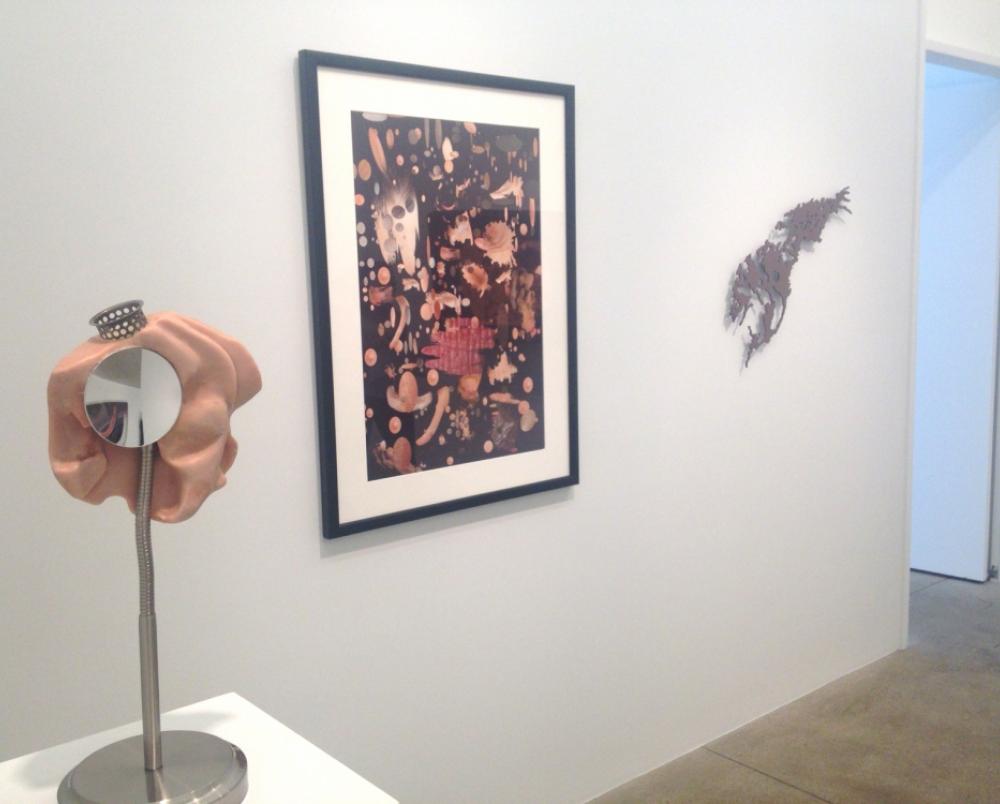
48, 312, 261, 522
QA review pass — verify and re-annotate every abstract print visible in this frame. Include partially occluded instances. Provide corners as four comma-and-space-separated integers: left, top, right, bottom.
725, 187, 851, 366
351, 112, 544, 480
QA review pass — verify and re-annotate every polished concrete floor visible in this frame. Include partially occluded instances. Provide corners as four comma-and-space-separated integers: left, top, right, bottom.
591, 572, 1000, 804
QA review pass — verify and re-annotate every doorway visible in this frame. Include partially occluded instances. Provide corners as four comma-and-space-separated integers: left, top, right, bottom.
910, 50, 1000, 583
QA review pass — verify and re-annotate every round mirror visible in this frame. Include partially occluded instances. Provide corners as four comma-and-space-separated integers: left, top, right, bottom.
84, 347, 182, 447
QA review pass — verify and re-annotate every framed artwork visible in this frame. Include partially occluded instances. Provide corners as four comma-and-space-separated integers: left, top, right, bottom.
298, 50, 578, 538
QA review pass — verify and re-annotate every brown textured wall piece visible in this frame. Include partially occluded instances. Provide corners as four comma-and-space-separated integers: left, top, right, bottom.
47, 312, 262, 523
726, 187, 851, 366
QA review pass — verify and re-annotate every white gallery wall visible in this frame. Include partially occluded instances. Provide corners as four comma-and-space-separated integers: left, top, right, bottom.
0, 2, 920, 803
927, 0, 1000, 58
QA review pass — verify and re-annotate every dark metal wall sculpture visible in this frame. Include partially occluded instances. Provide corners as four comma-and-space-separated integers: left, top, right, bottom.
725, 187, 851, 366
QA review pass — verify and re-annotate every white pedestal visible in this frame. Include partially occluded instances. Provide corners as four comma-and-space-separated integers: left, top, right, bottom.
0, 693, 397, 804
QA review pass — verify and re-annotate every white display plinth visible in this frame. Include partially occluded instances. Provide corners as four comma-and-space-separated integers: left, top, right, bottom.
0, 692, 397, 803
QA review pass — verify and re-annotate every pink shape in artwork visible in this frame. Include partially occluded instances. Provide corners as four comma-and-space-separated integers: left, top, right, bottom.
421, 317, 496, 376
47, 312, 262, 523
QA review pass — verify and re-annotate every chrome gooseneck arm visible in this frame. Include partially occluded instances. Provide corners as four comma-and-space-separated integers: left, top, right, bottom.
89, 300, 162, 772
135, 443, 161, 771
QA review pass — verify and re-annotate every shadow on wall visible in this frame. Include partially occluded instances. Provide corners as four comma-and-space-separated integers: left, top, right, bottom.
318, 486, 574, 559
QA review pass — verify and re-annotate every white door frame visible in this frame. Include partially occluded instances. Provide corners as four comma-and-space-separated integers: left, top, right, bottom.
903, 30, 1000, 645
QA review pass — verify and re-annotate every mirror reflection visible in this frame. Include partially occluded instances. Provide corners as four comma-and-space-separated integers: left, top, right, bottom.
84, 347, 182, 447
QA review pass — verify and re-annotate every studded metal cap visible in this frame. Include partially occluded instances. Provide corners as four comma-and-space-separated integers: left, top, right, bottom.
89, 300, 148, 341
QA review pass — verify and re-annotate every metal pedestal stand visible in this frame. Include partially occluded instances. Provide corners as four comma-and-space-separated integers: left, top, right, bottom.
58, 445, 247, 803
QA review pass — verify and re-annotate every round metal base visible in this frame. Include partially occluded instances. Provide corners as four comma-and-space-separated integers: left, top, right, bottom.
57, 730, 247, 804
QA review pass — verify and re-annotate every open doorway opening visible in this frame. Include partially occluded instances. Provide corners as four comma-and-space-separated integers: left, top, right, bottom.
911, 50, 1000, 584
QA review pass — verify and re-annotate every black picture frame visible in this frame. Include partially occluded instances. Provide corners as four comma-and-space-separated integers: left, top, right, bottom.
298, 50, 578, 538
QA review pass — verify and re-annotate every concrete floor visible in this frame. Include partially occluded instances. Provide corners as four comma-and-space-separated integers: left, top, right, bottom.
591, 572, 1000, 804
